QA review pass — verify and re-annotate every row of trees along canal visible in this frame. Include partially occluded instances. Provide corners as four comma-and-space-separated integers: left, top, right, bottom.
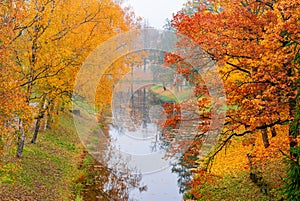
0, 0, 138, 159
164, 0, 300, 200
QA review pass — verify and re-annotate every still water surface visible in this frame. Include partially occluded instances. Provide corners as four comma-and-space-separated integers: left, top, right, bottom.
108, 123, 183, 201
79, 67, 194, 201
106, 86, 184, 200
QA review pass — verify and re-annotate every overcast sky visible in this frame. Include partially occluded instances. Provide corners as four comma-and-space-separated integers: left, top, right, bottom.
123, 0, 187, 29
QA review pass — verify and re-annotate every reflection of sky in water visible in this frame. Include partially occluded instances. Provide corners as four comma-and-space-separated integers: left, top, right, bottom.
131, 167, 183, 201
109, 67, 186, 200
109, 123, 162, 155
108, 124, 183, 201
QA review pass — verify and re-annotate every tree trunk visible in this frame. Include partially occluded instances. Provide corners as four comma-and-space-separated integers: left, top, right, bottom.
247, 154, 270, 196
32, 98, 50, 143
271, 127, 277, 137
261, 127, 270, 148
43, 111, 51, 131
16, 120, 25, 158
43, 114, 48, 132
31, 117, 41, 143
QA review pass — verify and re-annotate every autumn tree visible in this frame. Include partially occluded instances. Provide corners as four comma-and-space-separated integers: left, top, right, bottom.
166, 0, 299, 198
0, 0, 134, 158
0, 0, 33, 158
0, 2, 144, 200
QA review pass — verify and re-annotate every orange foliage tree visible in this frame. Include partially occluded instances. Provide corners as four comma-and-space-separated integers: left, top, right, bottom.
0, 0, 135, 157
166, 0, 299, 198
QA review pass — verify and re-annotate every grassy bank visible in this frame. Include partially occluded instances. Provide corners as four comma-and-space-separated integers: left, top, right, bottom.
150, 84, 193, 103
0, 112, 90, 201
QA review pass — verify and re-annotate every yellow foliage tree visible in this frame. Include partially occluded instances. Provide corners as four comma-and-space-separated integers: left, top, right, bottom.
0, 0, 135, 157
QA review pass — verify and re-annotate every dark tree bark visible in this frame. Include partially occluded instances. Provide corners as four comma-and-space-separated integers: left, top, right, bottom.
271, 127, 277, 137
247, 154, 270, 196
31, 117, 41, 144
261, 127, 270, 148
16, 120, 25, 158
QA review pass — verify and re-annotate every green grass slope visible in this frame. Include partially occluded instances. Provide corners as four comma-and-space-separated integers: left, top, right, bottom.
0, 113, 88, 201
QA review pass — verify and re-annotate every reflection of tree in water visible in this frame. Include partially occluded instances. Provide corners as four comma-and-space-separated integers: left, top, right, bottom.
129, 86, 174, 152
129, 87, 154, 129
171, 156, 193, 194
114, 82, 196, 197
129, 86, 182, 130
171, 146, 198, 194
81, 127, 146, 201
82, 158, 144, 201
159, 101, 204, 195
128, 86, 195, 194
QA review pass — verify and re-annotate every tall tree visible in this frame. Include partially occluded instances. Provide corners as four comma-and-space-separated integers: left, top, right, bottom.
16, 0, 130, 144
0, 0, 32, 158
0, 0, 134, 157
166, 0, 299, 198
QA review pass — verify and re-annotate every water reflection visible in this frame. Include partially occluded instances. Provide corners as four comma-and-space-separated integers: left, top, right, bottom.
81, 156, 143, 201
78, 65, 195, 200
109, 84, 186, 200
108, 124, 183, 201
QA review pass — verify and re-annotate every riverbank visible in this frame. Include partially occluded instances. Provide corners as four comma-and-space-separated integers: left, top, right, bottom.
0, 112, 90, 201
149, 84, 193, 103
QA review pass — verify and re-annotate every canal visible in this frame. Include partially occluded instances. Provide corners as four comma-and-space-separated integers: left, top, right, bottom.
74, 66, 195, 201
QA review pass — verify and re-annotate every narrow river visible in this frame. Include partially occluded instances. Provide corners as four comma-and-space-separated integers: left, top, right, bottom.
108, 123, 183, 201
75, 66, 194, 200
105, 85, 185, 200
